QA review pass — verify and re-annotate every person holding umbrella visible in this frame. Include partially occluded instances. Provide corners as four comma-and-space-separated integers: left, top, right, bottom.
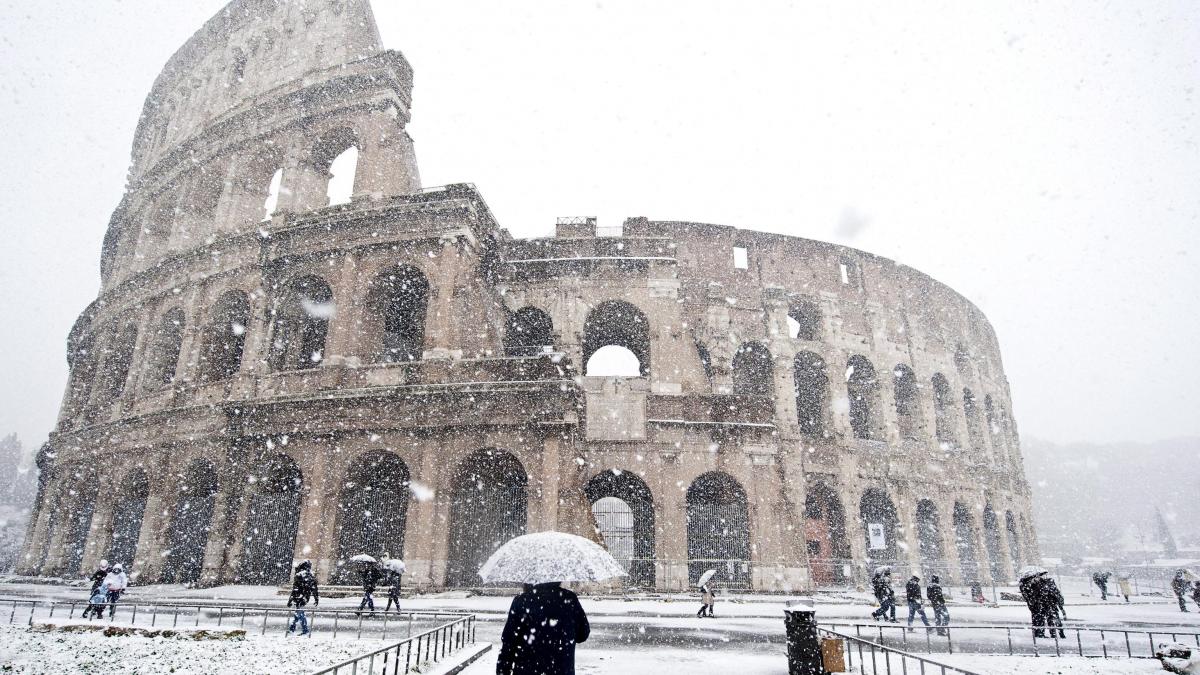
696, 569, 718, 618
351, 555, 383, 615
383, 558, 406, 613
481, 531, 624, 675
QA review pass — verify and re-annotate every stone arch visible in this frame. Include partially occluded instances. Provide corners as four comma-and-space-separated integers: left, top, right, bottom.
269, 275, 333, 371
847, 355, 881, 440
892, 364, 921, 440
859, 488, 900, 563
503, 307, 554, 356
732, 342, 773, 396
107, 469, 150, 567
932, 373, 956, 446
238, 453, 303, 585
164, 459, 219, 585
804, 482, 848, 584
200, 290, 250, 382
953, 502, 980, 583
365, 266, 429, 363
915, 499, 943, 576
142, 308, 186, 391
583, 300, 650, 376
445, 449, 528, 587
1005, 510, 1022, 571
310, 126, 361, 207
794, 351, 828, 436
584, 469, 655, 586
686, 471, 750, 586
982, 503, 1005, 581
336, 451, 411, 581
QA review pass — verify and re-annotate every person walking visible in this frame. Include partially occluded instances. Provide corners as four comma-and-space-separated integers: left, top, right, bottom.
102, 563, 129, 619
1171, 570, 1190, 613
1092, 571, 1110, 600
1019, 568, 1048, 637
497, 581, 590, 675
696, 583, 716, 618
1041, 573, 1067, 639
1191, 581, 1200, 612
870, 568, 897, 622
88, 560, 111, 596
1117, 574, 1133, 603
357, 562, 382, 615
905, 575, 931, 631
384, 568, 403, 613
927, 575, 949, 636
286, 560, 319, 636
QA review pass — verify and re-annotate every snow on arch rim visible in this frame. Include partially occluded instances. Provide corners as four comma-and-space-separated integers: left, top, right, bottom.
478, 531, 628, 585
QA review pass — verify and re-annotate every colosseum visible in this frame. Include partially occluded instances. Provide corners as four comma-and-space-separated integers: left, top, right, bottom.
20, 0, 1037, 592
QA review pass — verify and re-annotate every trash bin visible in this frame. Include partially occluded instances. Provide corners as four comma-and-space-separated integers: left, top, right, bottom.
784, 604, 823, 675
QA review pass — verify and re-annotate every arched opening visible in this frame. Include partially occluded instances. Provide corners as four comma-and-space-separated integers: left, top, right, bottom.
953, 502, 980, 583
932, 374, 956, 446
585, 469, 655, 586
585, 346, 640, 376
893, 364, 921, 440
336, 451, 411, 581
326, 146, 359, 206
794, 351, 828, 436
915, 499, 943, 576
269, 275, 333, 371
142, 308, 185, 391
446, 449, 527, 587
367, 266, 429, 363
1005, 510, 1022, 571
859, 488, 900, 563
503, 307, 554, 356
847, 356, 880, 440
983, 503, 1005, 581
261, 168, 283, 221
686, 472, 750, 587
62, 471, 98, 576
164, 460, 218, 585
732, 342, 774, 397
200, 291, 250, 381
66, 334, 98, 414
239, 454, 303, 585
787, 298, 821, 341
97, 323, 138, 401
804, 483, 848, 585
583, 301, 650, 376
107, 470, 149, 567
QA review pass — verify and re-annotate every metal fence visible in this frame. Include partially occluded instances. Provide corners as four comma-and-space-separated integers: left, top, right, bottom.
817, 626, 982, 675
0, 597, 470, 641
823, 622, 1200, 659
310, 614, 476, 675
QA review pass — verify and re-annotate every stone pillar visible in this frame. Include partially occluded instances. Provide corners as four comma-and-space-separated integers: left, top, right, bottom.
655, 458, 688, 592
894, 489, 923, 574
321, 255, 360, 368
409, 448, 447, 588
134, 465, 181, 583
424, 237, 467, 357
80, 499, 115, 574
201, 482, 238, 585
353, 117, 420, 199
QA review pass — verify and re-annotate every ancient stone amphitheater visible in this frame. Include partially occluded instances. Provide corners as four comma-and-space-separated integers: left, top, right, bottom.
20, 0, 1037, 591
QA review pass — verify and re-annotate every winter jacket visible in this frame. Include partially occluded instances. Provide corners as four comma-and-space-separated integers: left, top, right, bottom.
103, 570, 129, 593
1044, 577, 1065, 612
1192, 583, 1200, 604
497, 582, 590, 675
700, 585, 715, 605
361, 566, 382, 594
288, 562, 320, 608
872, 574, 894, 602
905, 578, 922, 604
927, 582, 945, 608
1172, 574, 1189, 596
89, 583, 109, 606
1118, 578, 1132, 597
89, 567, 110, 593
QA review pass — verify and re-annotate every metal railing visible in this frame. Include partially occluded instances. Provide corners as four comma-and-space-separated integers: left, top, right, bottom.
818, 626, 982, 675
823, 621, 1200, 659
311, 614, 476, 675
0, 597, 471, 641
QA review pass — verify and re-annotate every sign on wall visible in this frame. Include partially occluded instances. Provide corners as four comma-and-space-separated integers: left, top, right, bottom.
868, 523, 887, 550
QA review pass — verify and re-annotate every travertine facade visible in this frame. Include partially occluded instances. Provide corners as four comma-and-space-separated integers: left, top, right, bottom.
20, 0, 1037, 591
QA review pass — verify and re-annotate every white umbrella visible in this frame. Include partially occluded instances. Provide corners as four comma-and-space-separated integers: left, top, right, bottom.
478, 531, 627, 585
1018, 565, 1047, 581
873, 565, 893, 576
349, 554, 378, 564
384, 559, 407, 574
697, 569, 718, 588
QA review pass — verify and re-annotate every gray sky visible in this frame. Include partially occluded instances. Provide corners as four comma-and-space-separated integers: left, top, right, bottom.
1, 0, 1197, 457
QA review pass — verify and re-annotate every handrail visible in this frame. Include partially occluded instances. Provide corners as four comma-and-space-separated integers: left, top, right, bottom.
310, 614, 476, 675
818, 626, 983, 675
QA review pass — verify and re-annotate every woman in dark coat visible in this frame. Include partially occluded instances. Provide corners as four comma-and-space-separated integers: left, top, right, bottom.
497, 582, 590, 675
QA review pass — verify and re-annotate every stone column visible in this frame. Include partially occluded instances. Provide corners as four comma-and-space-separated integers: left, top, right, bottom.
321, 255, 361, 368
353, 115, 420, 199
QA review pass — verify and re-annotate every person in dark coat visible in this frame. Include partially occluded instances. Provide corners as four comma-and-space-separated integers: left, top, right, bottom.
1042, 574, 1067, 638
88, 560, 111, 595
357, 563, 382, 614
287, 560, 319, 636
385, 569, 403, 613
497, 582, 590, 675
1092, 571, 1110, 600
1191, 581, 1200, 612
904, 575, 931, 631
870, 569, 897, 622
1019, 572, 1048, 637
1171, 570, 1190, 612
927, 575, 949, 635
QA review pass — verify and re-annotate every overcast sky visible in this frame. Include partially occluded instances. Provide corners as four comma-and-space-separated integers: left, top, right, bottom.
0, 0, 1197, 458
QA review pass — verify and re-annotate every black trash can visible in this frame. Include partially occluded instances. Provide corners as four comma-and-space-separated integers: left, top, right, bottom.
784, 607, 823, 675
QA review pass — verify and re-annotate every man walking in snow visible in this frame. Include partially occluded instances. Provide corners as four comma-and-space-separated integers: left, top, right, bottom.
1092, 571, 1110, 600
497, 581, 590, 675
870, 568, 897, 622
1171, 570, 1190, 612
927, 575, 949, 635
358, 562, 382, 615
905, 575, 931, 631
287, 560, 319, 636
385, 568, 403, 613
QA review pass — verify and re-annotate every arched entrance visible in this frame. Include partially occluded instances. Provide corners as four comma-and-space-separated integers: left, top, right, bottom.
164, 460, 219, 584
686, 472, 750, 587
859, 488, 900, 564
337, 451, 411, 581
107, 470, 149, 567
584, 469, 655, 586
804, 483, 848, 585
239, 454, 303, 585
445, 449, 527, 587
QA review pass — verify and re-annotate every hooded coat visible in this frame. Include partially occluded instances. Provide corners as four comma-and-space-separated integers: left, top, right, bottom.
497, 582, 590, 675
905, 577, 923, 604
288, 561, 320, 608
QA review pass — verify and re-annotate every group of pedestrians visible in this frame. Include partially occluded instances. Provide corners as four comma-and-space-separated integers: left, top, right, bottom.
868, 567, 949, 635
285, 558, 406, 636
1171, 569, 1200, 613
1019, 567, 1066, 638
81, 560, 128, 620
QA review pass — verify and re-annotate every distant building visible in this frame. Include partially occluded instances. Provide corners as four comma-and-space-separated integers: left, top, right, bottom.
20, 0, 1037, 590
